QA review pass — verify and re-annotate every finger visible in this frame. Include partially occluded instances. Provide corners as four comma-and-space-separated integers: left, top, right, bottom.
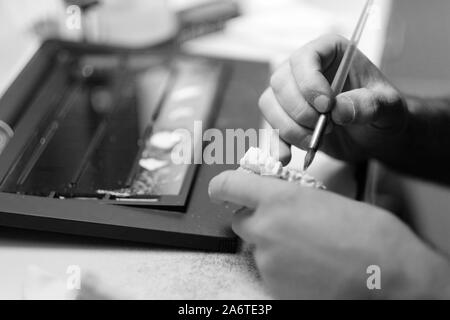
271, 136, 291, 165
261, 122, 292, 165
259, 88, 312, 147
270, 62, 320, 128
208, 170, 292, 208
297, 134, 312, 151
290, 35, 348, 113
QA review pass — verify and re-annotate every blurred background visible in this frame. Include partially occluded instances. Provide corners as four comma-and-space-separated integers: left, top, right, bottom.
0, 0, 391, 96
2, 0, 449, 98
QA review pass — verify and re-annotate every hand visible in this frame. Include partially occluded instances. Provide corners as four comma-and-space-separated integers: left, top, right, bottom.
209, 170, 450, 299
260, 34, 408, 164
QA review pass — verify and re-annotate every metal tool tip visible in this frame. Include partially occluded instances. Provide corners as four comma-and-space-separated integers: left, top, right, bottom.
303, 149, 316, 171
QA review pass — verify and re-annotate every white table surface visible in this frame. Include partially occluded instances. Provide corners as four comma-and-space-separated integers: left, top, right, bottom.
0, 0, 391, 299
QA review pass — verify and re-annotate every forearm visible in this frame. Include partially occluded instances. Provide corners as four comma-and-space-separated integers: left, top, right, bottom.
372, 95, 450, 184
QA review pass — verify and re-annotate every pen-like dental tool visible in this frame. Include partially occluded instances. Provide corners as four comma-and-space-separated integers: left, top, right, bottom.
303, 0, 375, 171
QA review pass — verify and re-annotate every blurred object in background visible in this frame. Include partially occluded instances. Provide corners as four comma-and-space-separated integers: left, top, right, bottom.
1, 0, 178, 46
184, 0, 391, 67
64, 0, 100, 41
0, 0, 242, 106
86, 0, 177, 47
23, 265, 119, 300
1, 0, 66, 39
173, 0, 240, 43
0, 0, 242, 47
85, 0, 240, 46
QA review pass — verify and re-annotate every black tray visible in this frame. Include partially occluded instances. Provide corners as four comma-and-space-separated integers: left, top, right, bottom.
0, 40, 269, 252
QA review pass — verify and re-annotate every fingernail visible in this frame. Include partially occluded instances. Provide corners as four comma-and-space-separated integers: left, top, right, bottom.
334, 95, 355, 125
313, 95, 330, 112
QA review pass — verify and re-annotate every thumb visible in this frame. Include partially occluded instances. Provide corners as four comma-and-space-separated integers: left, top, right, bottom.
332, 88, 382, 126
332, 86, 406, 130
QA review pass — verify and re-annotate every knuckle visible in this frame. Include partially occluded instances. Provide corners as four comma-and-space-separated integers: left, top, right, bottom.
294, 103, 317, 125
270, 71, 287, 94
289, 49, 308, 73
289, 47, 307, 66
319, 34, 349, 51
289, 100, 306, 122
382, 87, 402, 105
291, 43, 310, 58
321, 33, 346, 43
287, 70, 310, 95
258, 90, 270, 111
289, 47, 315, 77
279, 126, 299, 144
280, 124, 309, 146
302, 34, 344, 54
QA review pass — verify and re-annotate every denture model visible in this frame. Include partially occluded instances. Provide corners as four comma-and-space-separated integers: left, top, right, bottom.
239, 147, 325, 189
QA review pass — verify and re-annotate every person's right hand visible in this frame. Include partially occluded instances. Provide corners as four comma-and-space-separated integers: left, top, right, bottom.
259, 34, 408, 164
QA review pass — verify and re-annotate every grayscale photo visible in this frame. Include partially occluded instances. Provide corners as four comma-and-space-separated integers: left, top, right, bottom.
0, 0, 448, 305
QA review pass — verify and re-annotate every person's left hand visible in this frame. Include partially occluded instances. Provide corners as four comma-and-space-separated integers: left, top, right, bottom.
209, 170, 450, 299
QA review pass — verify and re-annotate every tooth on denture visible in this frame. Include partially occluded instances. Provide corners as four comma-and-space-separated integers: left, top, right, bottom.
239, 147, 325, 189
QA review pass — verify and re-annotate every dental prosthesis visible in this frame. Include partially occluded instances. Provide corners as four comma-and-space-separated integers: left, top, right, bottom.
239, 147, 325, 189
